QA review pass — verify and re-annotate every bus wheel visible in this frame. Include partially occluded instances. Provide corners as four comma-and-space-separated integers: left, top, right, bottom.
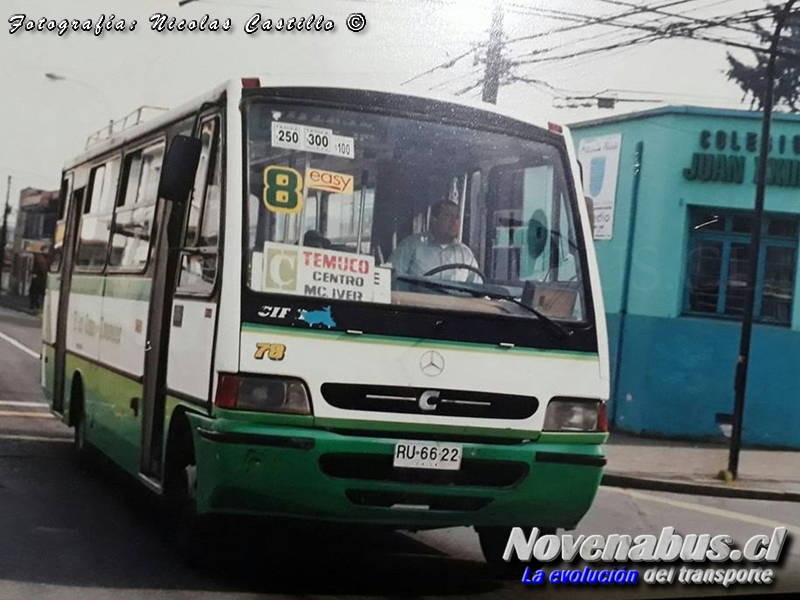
71, 389, 94, 466
73, 406, 87, 455
477, 526, 556, 570
164, 426, 210, 565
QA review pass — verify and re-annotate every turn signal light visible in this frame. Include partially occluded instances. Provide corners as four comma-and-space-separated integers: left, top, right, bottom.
598, 402, 608, 432
214, 373, 312, 415
543, 398, 604, 432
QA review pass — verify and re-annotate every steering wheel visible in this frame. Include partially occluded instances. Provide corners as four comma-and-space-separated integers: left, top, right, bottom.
423, 263, 487, 282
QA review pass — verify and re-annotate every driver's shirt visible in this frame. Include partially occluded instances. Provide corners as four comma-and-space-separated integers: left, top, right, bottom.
388, 233, 479, 282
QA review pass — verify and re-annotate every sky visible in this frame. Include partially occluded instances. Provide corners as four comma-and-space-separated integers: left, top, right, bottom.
0, 0, 774, 227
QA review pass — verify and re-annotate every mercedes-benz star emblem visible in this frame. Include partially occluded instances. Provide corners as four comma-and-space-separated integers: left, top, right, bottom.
420, 350, 445, 377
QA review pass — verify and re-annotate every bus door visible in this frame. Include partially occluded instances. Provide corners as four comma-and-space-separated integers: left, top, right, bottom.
52, 178, 83, 416
140, 116, 221, 486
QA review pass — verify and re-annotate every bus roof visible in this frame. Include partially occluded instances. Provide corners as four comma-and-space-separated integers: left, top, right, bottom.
62, 80, 232, 172
62, 77, 563, 172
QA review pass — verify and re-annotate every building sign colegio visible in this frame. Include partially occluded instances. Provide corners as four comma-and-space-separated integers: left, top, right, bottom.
682, 129, 800, 187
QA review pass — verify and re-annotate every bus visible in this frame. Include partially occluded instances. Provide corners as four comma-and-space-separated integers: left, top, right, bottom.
41, 78, 609, 565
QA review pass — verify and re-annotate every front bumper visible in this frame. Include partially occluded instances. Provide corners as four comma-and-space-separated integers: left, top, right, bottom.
191, 417, 606, 530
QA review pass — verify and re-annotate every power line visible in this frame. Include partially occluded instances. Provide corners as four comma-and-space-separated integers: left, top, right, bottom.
508, 6, 797, 108
401, 0, 791, 106
500, 1, 755, 69
528, 35, 647, 79
586, 86, 749, 101
513, 32, 661, 66
428, 66, 484, 92
680, 0, 744, 14
400, 46, 480, 85
512, 7, 774, 61
511, 10, 796, 67
402, 0, 709, 89
590, 0, 765, 36
500, 0, 707, 48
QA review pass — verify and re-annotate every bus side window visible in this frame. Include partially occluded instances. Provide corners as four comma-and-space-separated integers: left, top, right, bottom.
75, 158, 120, 270
108, 140, 165, 271
50, 176, 72, 274
178, 117, 221, 295
184, 122, 214, 247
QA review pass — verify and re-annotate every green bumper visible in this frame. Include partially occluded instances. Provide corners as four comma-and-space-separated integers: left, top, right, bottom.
191, 417, 605, 530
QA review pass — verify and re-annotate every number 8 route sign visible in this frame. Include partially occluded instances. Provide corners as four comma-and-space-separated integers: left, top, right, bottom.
263, 166, 304, 214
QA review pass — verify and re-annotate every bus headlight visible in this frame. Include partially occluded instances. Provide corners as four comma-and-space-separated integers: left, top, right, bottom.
215, 374, 312, 415
543, 399, 606, 432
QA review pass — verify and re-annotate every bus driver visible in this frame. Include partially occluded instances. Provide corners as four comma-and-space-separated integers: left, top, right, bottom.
388, 200, 479, 283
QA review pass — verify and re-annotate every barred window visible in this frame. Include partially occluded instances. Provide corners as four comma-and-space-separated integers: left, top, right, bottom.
685, 209, 798, 326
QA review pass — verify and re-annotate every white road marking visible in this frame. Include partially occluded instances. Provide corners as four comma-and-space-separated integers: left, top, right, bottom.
0, 434, 71, 443
603, 487, 800, 535
0, 411, 54, 419
0, 401, 48, 407
0, 331, 40, 359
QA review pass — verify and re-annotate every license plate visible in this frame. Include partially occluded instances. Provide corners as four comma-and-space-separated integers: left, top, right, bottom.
393, 441, 463, 471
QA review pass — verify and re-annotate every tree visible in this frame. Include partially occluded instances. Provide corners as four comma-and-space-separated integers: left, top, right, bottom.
726, 5, 800, 112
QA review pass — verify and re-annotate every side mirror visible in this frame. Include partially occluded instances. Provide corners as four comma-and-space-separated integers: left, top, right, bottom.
157, 134, 202, 204
526, 209, 548, 260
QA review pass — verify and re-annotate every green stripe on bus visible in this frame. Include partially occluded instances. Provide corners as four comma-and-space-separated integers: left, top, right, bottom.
214, 408, 314, 427
104, 278, 152, 301
71, 275, 105, 296
67, 275, 152, 301
241, 322, 598, 360
536, 432, 609, 444
313, 420, 608, 443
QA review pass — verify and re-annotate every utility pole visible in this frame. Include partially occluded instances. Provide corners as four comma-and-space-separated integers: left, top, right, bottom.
481, 0, 505, 104
727, 0, 798, 480
0, 176, 11, 295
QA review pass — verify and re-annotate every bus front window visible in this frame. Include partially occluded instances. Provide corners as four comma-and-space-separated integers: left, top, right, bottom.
245, 101, 589, 324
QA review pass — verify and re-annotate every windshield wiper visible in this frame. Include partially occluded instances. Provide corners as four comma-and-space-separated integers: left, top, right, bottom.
395, 275, 573, 340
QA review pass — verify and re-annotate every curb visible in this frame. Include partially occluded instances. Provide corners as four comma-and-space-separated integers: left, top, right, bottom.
602, 473, 800, 503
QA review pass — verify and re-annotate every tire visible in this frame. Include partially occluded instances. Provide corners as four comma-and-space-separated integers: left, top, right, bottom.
163, 426, 212, 566
477, 526, 556, 570
72, 399, 95, 468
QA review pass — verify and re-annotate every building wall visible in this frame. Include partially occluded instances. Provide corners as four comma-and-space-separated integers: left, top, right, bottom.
9, 187, 58, 297
572, 107, 800, 448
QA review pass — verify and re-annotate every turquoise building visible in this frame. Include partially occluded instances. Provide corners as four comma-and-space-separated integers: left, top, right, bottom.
570, 106, 800, 449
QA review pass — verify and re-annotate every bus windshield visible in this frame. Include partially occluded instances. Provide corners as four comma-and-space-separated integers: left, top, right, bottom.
245, 100, 588, 324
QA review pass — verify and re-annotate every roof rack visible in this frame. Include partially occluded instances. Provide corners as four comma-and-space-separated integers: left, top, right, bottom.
85, 105, 170, 149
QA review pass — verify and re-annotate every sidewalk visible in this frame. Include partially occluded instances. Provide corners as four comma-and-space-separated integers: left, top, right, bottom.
0, 293, 41, 317
603, 431, 800, 502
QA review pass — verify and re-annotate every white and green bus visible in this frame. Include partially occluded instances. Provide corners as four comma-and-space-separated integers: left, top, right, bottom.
42, 78, 609, 564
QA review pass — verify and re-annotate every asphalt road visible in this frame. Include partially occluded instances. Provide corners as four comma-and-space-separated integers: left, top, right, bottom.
0, 304, 798, 599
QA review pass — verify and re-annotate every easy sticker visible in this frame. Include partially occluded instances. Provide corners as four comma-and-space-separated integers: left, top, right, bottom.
306, 167, 354, 194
